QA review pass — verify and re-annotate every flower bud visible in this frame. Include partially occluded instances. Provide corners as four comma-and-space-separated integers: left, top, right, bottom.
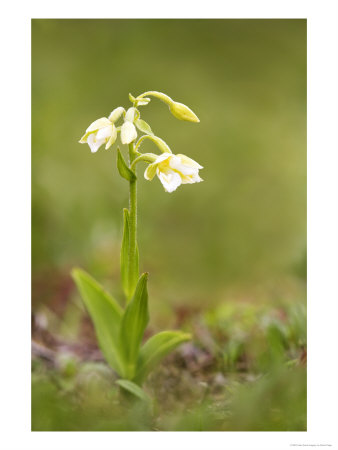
169, 102, 200, 123
125, 107, 136, 122
109, 107, 125, 123
135, 91, 200, 122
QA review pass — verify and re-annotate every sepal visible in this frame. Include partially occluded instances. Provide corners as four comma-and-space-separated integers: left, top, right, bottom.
135, 118, 154, 135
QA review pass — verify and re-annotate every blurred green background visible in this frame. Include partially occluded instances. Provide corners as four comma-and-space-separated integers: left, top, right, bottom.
32, 19, 306, 431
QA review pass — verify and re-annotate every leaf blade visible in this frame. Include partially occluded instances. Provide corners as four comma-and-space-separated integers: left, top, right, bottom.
120, 273, 149, 378
135, 330, 191, 383
71, 268, 124, 375
117, 147, 136, 181
116, 379, 151, 403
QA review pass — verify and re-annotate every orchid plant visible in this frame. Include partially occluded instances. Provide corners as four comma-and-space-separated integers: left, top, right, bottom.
72, 91, 203, 400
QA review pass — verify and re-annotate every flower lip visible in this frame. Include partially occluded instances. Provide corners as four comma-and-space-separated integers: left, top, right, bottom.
158, 169, 182, 193
87, 133, 106, 153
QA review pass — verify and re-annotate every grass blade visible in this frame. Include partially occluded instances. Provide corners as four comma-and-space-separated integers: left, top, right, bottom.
116, 379, 151, 404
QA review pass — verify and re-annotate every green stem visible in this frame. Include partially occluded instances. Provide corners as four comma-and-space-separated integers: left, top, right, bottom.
137, 91, 173, 106
128, 142, 138, 300
134, 135, 172, 155
130, 153, 157, 171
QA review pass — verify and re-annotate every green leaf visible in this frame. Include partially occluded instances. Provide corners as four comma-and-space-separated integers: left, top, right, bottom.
117, 147, 136, 182
135, 119, 154, 136
120, 273, 149, 378
134, 331, 191, 383
71, 268, 124, 375
116, 379, 151, 403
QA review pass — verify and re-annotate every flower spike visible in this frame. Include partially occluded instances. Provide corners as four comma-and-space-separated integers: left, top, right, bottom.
75, 89, 200, 389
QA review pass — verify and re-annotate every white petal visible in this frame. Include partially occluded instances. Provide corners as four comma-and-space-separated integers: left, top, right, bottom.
121, 122, 137, 144
86, 117, 111, 133
108, 107, 125, 123
181, 173, 203, 184
96, 125, 113, 140
157, 168, 182, 193
176, 154, 203, 169
169, 156, 196, 176
87, 133, 105, 153
105, 125, 117, 149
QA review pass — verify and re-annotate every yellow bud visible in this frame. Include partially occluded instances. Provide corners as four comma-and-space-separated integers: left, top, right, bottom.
169, 102, 200, 123
135, 91, 200, 122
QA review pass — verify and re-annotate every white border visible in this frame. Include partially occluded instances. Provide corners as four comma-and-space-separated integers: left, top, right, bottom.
1, 1, 338, 449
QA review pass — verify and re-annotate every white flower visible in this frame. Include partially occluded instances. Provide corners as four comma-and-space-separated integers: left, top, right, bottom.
144, 153, 203, 193
79, 117, 117, 153
120, 107, 138, 145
